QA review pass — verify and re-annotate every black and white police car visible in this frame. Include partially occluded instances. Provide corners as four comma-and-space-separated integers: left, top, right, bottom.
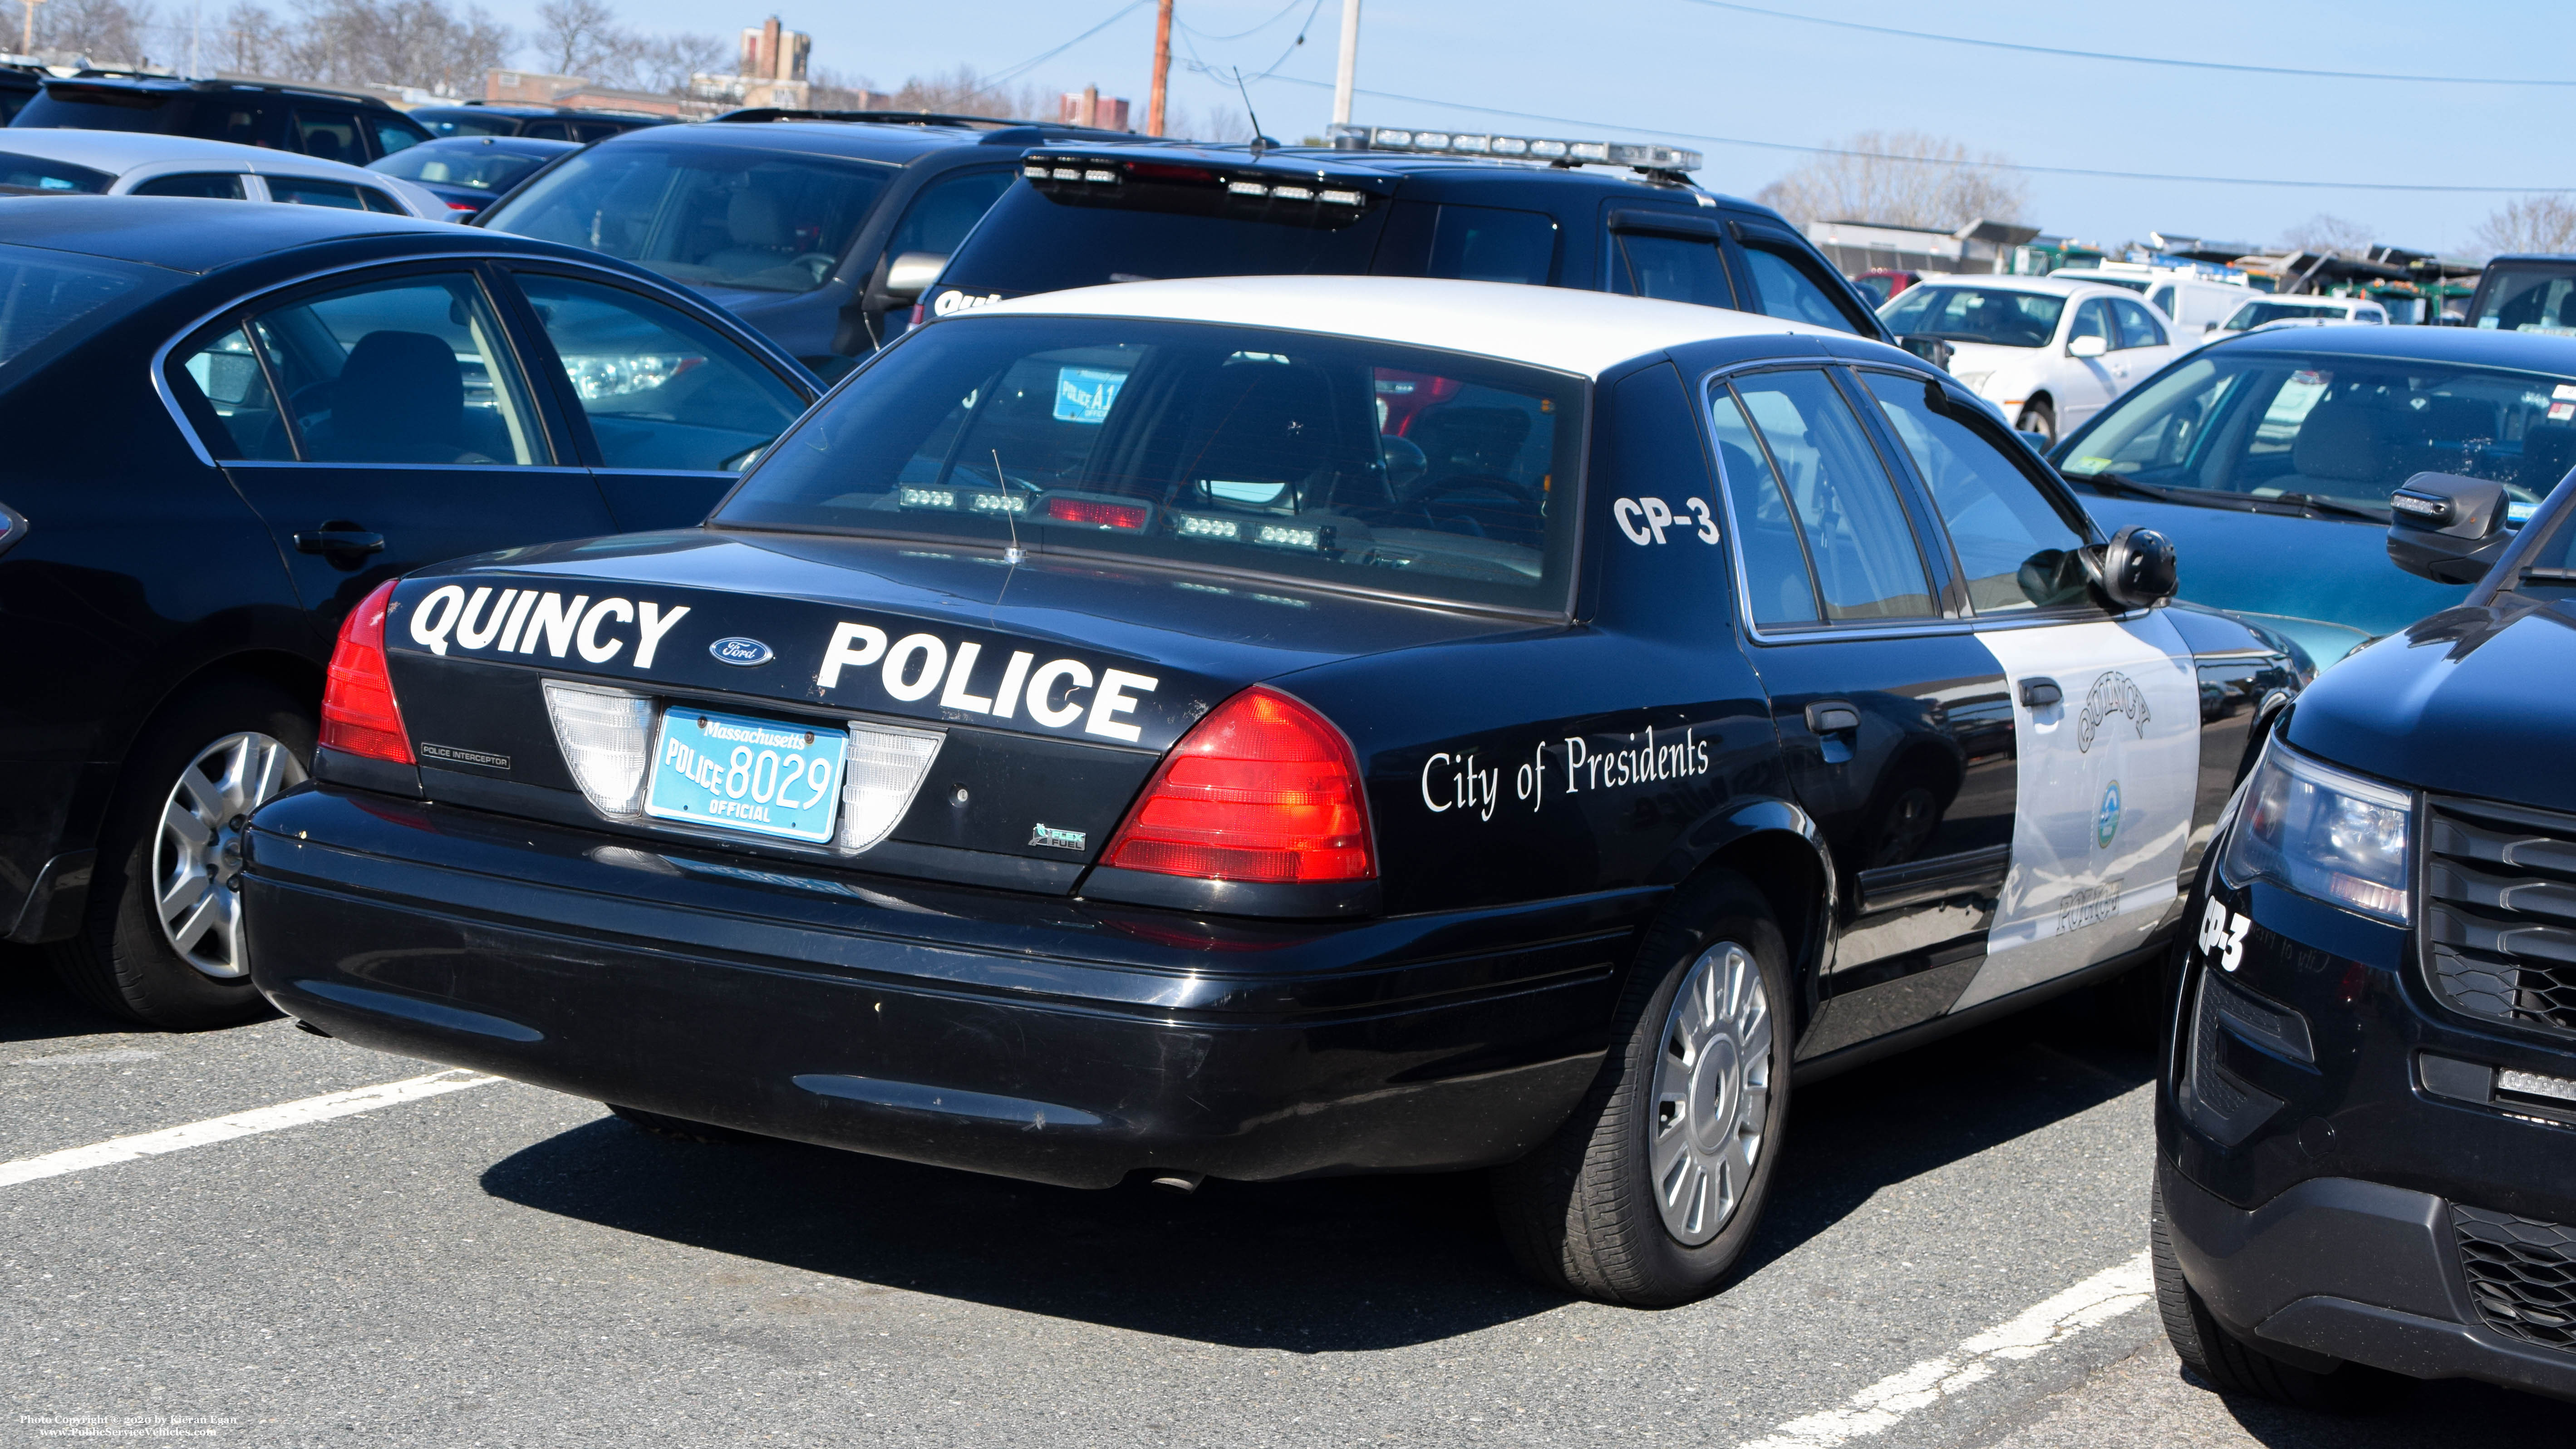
242, 276, 2301, 1304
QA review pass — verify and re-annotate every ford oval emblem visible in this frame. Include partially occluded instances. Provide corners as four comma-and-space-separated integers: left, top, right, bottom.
709, 637, 774, 667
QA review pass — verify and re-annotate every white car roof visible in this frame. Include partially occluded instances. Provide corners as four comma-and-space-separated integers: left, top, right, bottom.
968, 275, 1851, 378
0, 128, 377, 181
1902, 275, 2114, 299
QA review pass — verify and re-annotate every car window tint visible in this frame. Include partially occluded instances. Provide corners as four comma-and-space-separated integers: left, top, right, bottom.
2148, 284, 2176, 316
515, 272, 805, 472
1427, 205, 1557, 285
128, 170, 246, 199
369, 117, 421, 157
1863, 371, 2088, 613
0, 151, 110, 193
0, 243, 163, 373
267, 176, 365, 210
2070, 299, 2110, 344
357, 186, 407, 215
179, 102, 261, 146
1740, 245, 1860, 334
486, 146, 890, 296
885, 167, 1016, 262
1710, 386, 1819, 625
172, 326, 294, 461
521, 120, 573, 141
1613, 233, 1732, 309
2112, 298, 2166, 350
291, 109, 364, 165
247, 274, 544, 466
432, 113, 518, 138
1728, 370, 1934, 621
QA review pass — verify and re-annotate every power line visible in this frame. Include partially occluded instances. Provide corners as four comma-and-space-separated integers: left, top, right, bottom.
1273, 75, 2576, 194
1175, 0, 1306, 44
972, 0, 1152, 95
1674, 0, 2576, 87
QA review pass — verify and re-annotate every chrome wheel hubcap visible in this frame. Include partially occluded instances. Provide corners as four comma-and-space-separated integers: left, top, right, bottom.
1648, 941, 1773, 1245
152, 731, 304, 979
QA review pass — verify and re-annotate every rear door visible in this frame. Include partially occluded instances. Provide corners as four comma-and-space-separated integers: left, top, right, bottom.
1708, 364, 2018, 1059
497, 265, 816, 533
166, 263, 612, 638
1853, 367, 2199, 1012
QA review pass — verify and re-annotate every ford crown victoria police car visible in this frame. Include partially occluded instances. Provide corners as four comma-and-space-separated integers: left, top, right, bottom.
241, 277, 2301, 1304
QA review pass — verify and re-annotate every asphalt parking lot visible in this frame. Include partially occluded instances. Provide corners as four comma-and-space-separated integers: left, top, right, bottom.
2, 948, 2560, 1449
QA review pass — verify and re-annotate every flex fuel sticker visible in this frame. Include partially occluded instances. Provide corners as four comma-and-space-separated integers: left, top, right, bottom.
1950, 614, 2198, 1013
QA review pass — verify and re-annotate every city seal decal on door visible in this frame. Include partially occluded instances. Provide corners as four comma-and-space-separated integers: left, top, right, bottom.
2077, 670, 2151, 752
2096, 780, 2122, 849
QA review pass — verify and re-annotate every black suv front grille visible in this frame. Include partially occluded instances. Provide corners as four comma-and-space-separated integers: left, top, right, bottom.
2455, 1205, 2576, 1351
2424, 795, 2576, 1039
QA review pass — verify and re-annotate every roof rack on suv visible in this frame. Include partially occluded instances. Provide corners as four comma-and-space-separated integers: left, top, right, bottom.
49, 72, 412, 109
713, 108, 1145, 142
1327, 122, 1701, 184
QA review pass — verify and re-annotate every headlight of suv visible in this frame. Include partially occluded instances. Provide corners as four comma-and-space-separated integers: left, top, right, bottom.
2219, 737, 2412, 923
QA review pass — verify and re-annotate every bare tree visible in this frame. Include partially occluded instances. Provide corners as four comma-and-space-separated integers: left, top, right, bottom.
2279, 213, 2375, 258
216, 0, 294, 74
1167, 103, 1251, 142
2474, 196, 2576, 259
880, 64, 1052, 121
629, 29, 722, 96
39, 0, 159, 64
807, 64, 881, 110
285, 0, 508, 94
1754, 130, 2029, 232
531, 0, 619, 78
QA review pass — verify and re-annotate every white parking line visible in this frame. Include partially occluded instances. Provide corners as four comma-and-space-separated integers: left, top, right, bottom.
1738, 1250, 2155, 1449
0, 1069, 500, 1189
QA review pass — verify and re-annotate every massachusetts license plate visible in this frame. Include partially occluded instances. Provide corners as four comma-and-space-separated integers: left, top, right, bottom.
644, 707, 846, 845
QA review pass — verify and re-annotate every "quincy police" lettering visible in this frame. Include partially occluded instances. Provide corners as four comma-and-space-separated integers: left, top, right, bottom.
408, 586, 691, 668
814, 622, 1158, 744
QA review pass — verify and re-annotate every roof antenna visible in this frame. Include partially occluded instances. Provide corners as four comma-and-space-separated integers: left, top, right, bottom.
1232, 67, 1271, 157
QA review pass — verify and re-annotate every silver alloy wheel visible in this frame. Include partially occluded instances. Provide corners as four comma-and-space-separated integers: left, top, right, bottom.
1648, 940, 1774, 1245
152, 731, 305, 979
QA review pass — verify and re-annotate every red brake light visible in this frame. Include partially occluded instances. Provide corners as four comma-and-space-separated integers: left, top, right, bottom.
909, 301, 926, 328
1123, 161, 1218, 185
1101, 687, 1374, 884
1042, 496, 1150, 530
320, 579, 412, 764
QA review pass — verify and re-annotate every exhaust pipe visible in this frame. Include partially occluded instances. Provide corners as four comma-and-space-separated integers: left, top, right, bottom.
1147, 1171, 1204, 1194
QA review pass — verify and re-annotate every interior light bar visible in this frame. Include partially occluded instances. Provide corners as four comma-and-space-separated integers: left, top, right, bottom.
1328, 123, 1701, 172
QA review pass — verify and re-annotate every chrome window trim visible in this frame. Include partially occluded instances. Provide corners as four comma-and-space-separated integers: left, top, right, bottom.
1697, 355, 2135, 647
150, 251, 815, 470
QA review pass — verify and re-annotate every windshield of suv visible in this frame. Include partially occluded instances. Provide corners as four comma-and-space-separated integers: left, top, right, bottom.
1878, 286, 2065, 347
482, 144, 890, 294
2059, 350, 2573, 517
718, 315, 1584, 611
2471, 262, 2576, 336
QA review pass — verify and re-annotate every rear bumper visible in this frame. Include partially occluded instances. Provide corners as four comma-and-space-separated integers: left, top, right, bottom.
2160, 1160, 2576, 1401
242, 786, 1642, 1188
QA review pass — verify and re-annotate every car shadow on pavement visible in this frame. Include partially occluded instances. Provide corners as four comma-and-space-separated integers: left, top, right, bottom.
0, 944, 134, 1046
479, 985, 2157, 1350
2189, 1360, 2565, 1447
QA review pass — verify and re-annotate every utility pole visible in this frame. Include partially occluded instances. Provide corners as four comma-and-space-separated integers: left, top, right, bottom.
1146, 0, 1172, 136
1331, 0, 1359, 128
20, 0, 41, 57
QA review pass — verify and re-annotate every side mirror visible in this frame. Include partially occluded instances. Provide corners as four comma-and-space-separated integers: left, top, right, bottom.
2080, 524, 2178, 610
881, 251, 949, 302
2388, 471, 2511, 584
2201, 321, 2217, 334
1896, 334, 1953, 371
2068, 334, 2109, 359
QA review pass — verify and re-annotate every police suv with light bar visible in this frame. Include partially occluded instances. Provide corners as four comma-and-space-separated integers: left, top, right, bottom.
2152, 466, 2576, 1407
242, 275, 2299, 1306
914, 122, 1902, 357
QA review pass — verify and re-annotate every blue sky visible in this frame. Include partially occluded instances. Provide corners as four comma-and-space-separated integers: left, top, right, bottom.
599, 0, 2565, 255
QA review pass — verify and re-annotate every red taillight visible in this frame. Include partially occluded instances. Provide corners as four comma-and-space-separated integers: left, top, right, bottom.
446, 201, 478, 211
909, 301, 926, 328
1043, 496, 1150, 530
320, 579, 412, 764
1124, 161, 1219, 185
1101, 687, 1374, 884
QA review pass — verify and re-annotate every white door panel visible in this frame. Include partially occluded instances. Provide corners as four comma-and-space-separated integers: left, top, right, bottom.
1950, 612, 2199, 1012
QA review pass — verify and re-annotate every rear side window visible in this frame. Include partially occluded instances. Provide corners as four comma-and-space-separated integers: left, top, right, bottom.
186, 102, 262, 147
0, 152, 109, 193
130, 171, 247, 199
2111, 299, 2166, 349
515, 272, 806, 472
1738, 242, 1862, 334
1425, 205, 1556, 285
1612, 232, 1732, 309
1862, 371, 2088, 613
885, 167, 1016, 261
1715, 369, 1934, 623
368, 116, 423, 157
521, 120, 575, 141
291, 109, 364, 165
720, 315, 1585, 611
267, 176, 367, 210
172, 327, 293, 461
240, 273, 547, 466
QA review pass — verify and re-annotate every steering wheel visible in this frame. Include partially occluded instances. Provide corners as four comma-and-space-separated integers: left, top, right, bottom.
792, 251, 838, 284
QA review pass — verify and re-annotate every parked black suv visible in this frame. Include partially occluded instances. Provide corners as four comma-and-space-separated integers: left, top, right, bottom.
10, 75, 431, 163
917, 123, 1894, 349
0, 62, 44, 123
411, 102, 672, 143
475, 110, 1138, 373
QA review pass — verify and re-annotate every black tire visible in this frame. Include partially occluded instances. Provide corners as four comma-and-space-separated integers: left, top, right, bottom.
2153, 1175, 2408, 1412
47, 676, 312, 1031
608, 1103, 764, 1144
1491, 873, 1794, 1306
2016, 398, 2057, 447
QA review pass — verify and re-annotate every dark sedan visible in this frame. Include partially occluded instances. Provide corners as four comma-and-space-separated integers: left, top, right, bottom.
0, 197, 820, 1029
366, 134, 577, 219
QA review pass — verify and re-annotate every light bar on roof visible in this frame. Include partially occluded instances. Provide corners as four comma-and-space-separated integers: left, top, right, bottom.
1329, 123, 1700, 172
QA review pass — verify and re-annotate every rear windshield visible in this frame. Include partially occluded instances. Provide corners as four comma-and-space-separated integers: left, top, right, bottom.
0, 242, 172, 377
2224, 300, 2350, 330
942, 181, 1392, 295
718, 315, 1586, 611
2472, 263, 2576, 336
11, 86, 188, 133
1880, 286, 2065, 347
482, 144, 891, 294
369, 143, 549, 192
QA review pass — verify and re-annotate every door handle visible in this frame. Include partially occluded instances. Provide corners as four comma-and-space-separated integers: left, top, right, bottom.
294, 526, 385, 561
1804, 701, 1860, 734
2019, 677, 2063, 707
